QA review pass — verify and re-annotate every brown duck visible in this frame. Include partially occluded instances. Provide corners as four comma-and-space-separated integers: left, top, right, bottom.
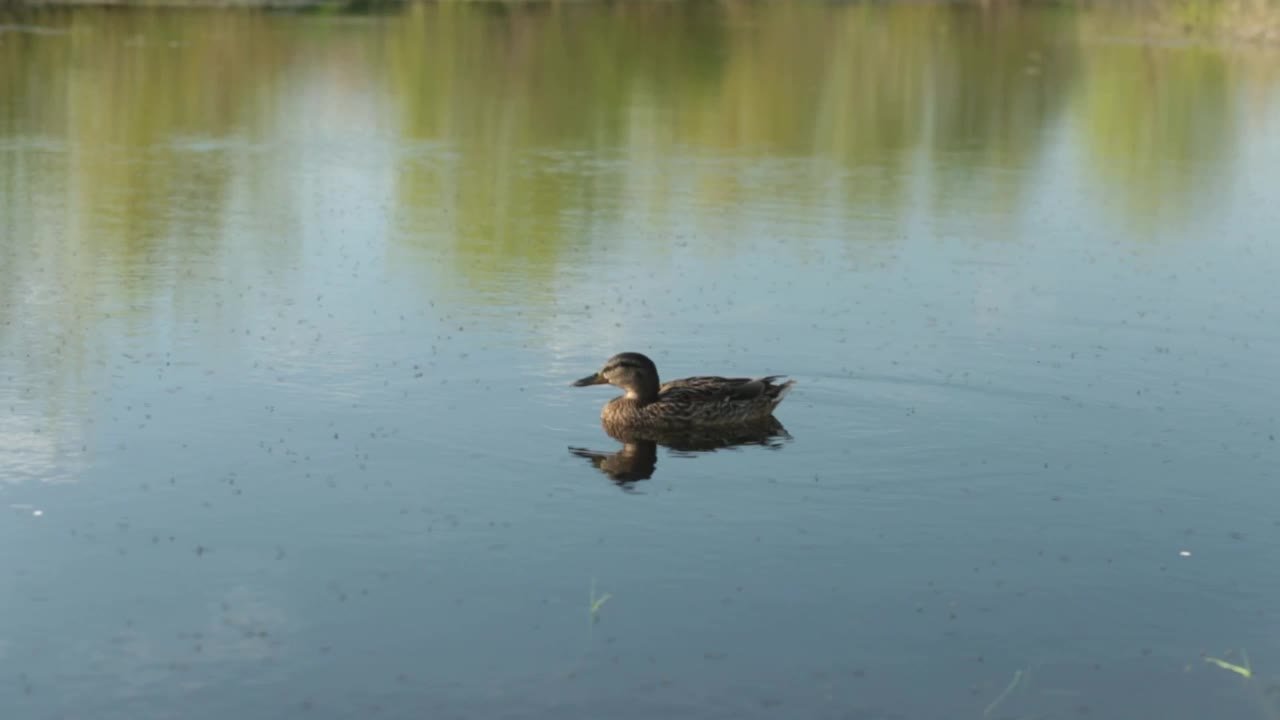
572, 352, 795, 431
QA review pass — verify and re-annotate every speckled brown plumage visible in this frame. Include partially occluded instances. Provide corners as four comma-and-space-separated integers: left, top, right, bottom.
572, 352, 794, 431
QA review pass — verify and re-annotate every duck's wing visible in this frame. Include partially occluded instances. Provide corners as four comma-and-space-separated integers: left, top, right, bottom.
659, 375, 790, 403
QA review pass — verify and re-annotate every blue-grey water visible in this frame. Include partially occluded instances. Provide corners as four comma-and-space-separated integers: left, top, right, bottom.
3, 4, 1280, 718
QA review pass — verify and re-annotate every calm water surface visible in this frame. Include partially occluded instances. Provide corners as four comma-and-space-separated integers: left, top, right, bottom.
3, 4, 1280, 718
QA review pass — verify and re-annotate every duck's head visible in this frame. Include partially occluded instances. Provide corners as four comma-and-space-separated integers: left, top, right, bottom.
572, 352, 660, 396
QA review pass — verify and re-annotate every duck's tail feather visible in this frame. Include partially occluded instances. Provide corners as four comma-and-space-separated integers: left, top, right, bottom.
765, 377, 796, 406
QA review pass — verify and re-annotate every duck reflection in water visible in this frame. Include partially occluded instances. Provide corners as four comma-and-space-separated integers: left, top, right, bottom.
569, 417, 792, 489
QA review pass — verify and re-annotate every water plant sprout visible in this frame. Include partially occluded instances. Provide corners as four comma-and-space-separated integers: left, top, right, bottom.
984, 669, 1024, 718
1205, 650, 1252, 679
589, 578, 612, 625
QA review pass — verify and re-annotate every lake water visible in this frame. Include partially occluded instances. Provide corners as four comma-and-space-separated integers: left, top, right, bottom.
3, 3, 1280, 718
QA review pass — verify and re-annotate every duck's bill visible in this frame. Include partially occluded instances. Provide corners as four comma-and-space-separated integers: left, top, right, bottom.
572, 372, 605, 387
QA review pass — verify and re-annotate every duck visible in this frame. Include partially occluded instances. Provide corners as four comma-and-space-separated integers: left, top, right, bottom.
571, 352, 794, 430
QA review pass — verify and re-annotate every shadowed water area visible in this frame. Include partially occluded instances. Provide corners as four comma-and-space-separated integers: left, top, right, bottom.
3, 3, 1280, 718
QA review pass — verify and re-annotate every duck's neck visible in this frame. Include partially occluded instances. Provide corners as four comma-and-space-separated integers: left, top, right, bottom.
621, 378, 660, 406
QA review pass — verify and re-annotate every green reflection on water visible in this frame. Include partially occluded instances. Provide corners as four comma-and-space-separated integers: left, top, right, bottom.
0, 3, 1275, 324
1076, 41, 1236, 229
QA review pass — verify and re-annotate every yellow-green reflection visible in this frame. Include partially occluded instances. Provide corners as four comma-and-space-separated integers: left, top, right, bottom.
387, 1, 730, 296
1, 2, 1277, 325
0, 8, 316, 421
1085, 0, 1280, 45
0, 9, 296, 306
382, 2, 1091, 293
1074, 39, 1235, 230
375, 1, 1274, 293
